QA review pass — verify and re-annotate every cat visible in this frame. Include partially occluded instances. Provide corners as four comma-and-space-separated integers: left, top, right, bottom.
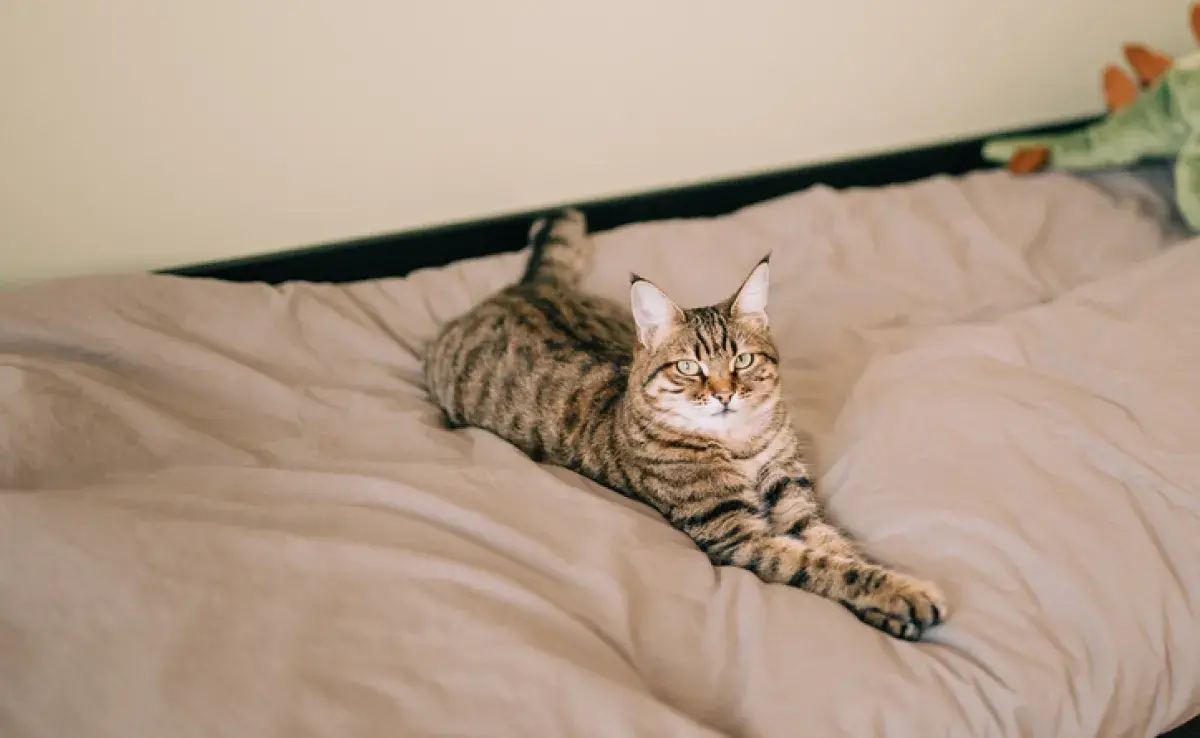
423, 209, 947, 641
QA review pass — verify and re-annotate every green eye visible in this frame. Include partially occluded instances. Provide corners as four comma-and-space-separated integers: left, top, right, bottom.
733, 352, 755, 369
675, 360, 702, 376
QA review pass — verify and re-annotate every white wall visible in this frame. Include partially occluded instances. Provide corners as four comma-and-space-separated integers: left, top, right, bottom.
1, 1, 1193, 285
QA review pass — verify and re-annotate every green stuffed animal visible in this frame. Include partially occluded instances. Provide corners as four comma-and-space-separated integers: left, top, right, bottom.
982, 6, 1200, 231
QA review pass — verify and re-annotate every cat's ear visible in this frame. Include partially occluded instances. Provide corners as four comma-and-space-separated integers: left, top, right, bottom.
630, 274, 682, 348
730, 255, 770, 327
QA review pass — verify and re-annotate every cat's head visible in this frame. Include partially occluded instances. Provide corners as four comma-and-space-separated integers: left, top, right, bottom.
628, 256, 782, 436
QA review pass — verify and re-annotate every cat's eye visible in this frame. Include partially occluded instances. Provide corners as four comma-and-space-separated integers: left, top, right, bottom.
675, 360, 702, 376
733, 352, 755, 369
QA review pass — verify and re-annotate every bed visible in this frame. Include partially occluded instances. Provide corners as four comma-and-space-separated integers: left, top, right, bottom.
2, 167, 1198, 737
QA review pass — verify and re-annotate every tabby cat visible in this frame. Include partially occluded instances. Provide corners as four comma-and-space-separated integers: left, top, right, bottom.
424, 209, 947, 641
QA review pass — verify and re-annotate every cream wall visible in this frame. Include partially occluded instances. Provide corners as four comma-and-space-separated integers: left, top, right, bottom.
0, 1, 1194, 285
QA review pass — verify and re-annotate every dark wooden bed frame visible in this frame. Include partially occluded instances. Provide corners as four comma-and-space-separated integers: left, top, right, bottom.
159, 115, 1200, 738
163, 117, 1097, 285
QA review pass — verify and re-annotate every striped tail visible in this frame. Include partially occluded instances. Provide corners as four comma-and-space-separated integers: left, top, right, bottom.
519, 208, 595, 288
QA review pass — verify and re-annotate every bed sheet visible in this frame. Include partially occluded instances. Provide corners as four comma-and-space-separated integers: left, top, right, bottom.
0, 171, 1196, 738
1073, 161, 1191, 242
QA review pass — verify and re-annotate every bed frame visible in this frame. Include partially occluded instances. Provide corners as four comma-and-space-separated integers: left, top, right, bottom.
163, 117, 1099, 285
160, 116, 1200, 738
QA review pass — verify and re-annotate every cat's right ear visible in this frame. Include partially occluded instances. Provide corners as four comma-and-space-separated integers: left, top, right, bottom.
630, 274, 682, 349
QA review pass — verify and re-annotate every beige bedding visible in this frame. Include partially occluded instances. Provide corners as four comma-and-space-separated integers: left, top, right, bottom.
1, 171, 1197, 737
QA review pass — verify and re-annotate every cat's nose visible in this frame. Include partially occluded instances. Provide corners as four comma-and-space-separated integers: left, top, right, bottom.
714, 390, 733, 406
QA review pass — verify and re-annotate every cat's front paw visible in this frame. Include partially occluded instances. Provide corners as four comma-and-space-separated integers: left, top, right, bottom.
842, 572, 947, 642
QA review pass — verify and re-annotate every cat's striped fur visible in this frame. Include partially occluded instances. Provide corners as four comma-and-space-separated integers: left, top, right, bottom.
424, 210, 947, 641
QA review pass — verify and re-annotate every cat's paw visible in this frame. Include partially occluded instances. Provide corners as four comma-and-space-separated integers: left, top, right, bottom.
841, 572, 947, 642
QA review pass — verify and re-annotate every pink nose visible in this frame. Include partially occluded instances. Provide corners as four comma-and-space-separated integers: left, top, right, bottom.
714, 390, 733, 405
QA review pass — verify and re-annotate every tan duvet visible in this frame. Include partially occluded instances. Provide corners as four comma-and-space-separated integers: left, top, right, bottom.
1, 171, 1197, 737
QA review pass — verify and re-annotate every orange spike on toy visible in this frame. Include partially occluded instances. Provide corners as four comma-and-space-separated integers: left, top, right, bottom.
1007, 146, 1049, 174
1123, 44, 1173, 87
1103, 65, 1140, 112
1192, 2, 1200, 45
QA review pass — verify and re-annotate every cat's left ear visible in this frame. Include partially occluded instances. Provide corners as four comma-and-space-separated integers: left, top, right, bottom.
730, 254, 770, 327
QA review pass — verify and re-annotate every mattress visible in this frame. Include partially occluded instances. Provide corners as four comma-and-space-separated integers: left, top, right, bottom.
1, 170, 1198, 738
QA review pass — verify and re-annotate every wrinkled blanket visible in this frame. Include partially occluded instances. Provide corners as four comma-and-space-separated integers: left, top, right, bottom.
1, 171, 1197, 737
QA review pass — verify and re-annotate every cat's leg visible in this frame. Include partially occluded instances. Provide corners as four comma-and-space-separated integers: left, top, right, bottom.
760, 472, 862, 559
644, 443, 945, 640
669, 486, 945, 640
746, 532, 946, 642
758, 451, 861, 556
756, 461, 948, 641
520, 208, 594, 288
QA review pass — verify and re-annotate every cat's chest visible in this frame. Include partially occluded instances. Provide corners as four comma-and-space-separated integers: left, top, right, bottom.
732, 453, 770, 485
730, 430, 792, 483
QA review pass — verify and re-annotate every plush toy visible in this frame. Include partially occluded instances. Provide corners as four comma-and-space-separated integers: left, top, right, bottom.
981, 4, 1200, 231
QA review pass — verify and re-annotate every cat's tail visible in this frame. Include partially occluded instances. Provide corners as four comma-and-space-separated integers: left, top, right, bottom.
519, 208, 595, 288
